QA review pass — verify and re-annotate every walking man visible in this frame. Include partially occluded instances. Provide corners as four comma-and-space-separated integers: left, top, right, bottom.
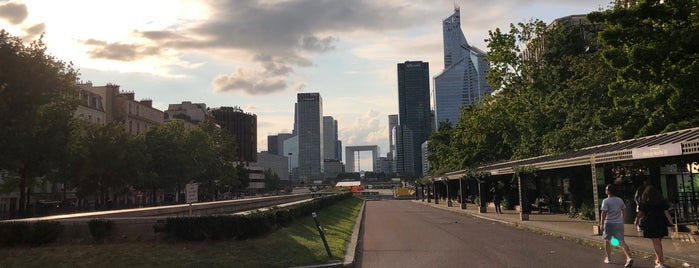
600, 184, 634, 267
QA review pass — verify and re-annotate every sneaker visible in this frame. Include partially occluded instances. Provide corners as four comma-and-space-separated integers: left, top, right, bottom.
624, 258, 633, 267
654, 264, 665, 268
603, 258, 610, 264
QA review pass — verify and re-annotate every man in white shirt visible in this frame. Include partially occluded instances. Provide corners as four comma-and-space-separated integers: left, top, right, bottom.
600, 184, 634, 267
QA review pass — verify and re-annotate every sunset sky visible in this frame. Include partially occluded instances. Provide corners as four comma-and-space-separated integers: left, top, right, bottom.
1, 0, 610, 170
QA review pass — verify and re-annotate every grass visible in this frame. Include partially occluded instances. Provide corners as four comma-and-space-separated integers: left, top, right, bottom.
0, 197, 365, 268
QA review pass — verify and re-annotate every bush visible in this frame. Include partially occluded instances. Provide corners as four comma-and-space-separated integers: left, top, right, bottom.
88, 219, 113, 242
0, 222, 30, 247
578, 203, 596, 220
27, 221, 63, 246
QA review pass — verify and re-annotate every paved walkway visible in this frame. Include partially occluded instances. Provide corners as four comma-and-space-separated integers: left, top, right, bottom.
411, 199, 699, 268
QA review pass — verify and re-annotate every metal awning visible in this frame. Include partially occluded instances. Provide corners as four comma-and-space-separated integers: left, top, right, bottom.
441, 126, 699, 179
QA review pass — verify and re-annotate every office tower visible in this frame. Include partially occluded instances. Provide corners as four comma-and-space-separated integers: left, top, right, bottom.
396, 61, 431, 177
323, 116, 339, 161
297, 93, 323, 183
210, 106, 257, 162
434, 7, 491, 127
388, 114, 398, 160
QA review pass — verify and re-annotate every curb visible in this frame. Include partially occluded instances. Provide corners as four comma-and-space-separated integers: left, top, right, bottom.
291, 200, 366, 268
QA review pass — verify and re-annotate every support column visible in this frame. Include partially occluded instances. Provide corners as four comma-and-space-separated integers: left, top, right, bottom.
478, 178, 487, 213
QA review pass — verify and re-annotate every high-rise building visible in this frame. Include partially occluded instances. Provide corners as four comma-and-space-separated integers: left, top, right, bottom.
323, 116, 340, 161
396, 61, 431, 178
387, 114, 398, 159
211, 106, 257, 162
433, 7, 491, 127
297, 93, 323, 183
268, 133, 294, 156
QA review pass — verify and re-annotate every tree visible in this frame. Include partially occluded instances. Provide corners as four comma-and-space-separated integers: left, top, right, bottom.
0, 30, 79, 216
263, 169, 281, 193
589, 0, 699, 137
66, 121, 145, 208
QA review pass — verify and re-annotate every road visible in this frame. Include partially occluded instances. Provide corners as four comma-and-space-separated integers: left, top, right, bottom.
357, 199, 656, 268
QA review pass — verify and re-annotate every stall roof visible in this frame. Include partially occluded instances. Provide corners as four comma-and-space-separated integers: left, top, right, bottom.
442, 126, 699, 179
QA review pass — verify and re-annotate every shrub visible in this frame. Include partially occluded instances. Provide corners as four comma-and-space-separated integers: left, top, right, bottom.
579, 203, 596, 220
88, 219, 113, 242
0, 222, 30, 247
27, 221, 63, 246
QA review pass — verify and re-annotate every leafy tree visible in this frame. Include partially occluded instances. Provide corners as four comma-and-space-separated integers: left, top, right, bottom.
589, 0, 699, 137
142, 121, 191, 203
0, 30, 79, 216
66, 121, 145, 208
263, 168, 281, 193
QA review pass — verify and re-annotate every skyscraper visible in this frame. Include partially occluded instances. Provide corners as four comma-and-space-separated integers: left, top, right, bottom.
434, 7, 491, 127
323, 116, 340, 161
396, 61, 431, 178
297, 93, 323, 183
211, 106, 257, 162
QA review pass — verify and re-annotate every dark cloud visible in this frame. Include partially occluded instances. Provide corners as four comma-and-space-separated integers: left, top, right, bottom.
81, 0, 431, 94
24, 23, 44, 36
0, 2, 27, 25
83, 39, 162, 61
212, 69, 287, 95
160, 0, 428, 94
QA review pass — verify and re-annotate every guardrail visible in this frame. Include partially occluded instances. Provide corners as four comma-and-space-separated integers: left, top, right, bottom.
4, 193, 334, 222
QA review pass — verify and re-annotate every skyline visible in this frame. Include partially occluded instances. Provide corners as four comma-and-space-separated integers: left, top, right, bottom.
0, 0, 611, 167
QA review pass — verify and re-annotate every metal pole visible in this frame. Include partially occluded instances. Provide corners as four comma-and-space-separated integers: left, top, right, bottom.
312, 212, 333, 259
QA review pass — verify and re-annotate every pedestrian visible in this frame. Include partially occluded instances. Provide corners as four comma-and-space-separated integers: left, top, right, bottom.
634, 186, 674, 268
634, 180, 650, 232
490, 185, 502, 214
600, 184, 634, 267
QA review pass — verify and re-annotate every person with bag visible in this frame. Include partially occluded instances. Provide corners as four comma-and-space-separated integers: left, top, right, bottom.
600, 184, 634, 267
634, 186, 674, 268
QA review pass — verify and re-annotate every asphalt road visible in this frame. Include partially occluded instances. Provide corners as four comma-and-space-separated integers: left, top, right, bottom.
356, 199, 657, 268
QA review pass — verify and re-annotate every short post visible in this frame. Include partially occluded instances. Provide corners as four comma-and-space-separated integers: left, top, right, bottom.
312, 212, 333, 259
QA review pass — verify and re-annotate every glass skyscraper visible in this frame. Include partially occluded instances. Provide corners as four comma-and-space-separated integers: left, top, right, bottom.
434, 7, 491, 127
297, 93, 323, 183
397, 61, 431, 178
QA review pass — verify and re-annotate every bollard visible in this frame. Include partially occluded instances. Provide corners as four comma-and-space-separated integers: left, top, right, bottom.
312, 212, 333, 259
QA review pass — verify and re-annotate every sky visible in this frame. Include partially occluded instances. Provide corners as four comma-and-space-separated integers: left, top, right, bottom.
0, 0, 610, 171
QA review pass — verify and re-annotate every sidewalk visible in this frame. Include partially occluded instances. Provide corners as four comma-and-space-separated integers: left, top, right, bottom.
412, 199, 699, 268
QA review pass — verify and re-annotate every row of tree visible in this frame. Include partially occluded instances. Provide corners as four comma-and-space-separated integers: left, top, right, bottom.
0, 30, 268, 217
427, 0, 699, 175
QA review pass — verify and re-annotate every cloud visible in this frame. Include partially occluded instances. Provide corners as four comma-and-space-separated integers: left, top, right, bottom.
0, 2, 27, 24
82, 39, 162, 62
76, 0, 435, 95
212, 68, 287, 95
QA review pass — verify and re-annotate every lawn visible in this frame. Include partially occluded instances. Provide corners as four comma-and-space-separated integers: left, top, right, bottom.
0, 196, 365, 268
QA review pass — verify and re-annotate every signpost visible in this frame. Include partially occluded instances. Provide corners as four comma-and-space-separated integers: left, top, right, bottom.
185, 182, 198, 216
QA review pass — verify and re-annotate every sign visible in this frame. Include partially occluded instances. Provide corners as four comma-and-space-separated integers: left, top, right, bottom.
631, 144, 682, 159
185, 182, 198, 204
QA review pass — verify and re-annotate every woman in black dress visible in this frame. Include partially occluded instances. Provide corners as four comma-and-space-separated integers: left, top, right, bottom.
634, 186, 674, 268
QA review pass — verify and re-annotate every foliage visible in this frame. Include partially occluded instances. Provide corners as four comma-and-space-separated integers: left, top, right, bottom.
0, 30, 80, 216
27, 221, 64, 246
0, 221, 63, 247
263, 168, 281, 193
589, 0, 699, 138
578, 202, 596, 220
88, 219, 113, 242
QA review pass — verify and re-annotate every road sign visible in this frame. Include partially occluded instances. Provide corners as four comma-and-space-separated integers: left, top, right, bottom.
186, 183, 198, 204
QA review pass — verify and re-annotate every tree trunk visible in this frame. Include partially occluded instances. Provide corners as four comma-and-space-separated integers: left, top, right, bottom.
18, 167, 27, 218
